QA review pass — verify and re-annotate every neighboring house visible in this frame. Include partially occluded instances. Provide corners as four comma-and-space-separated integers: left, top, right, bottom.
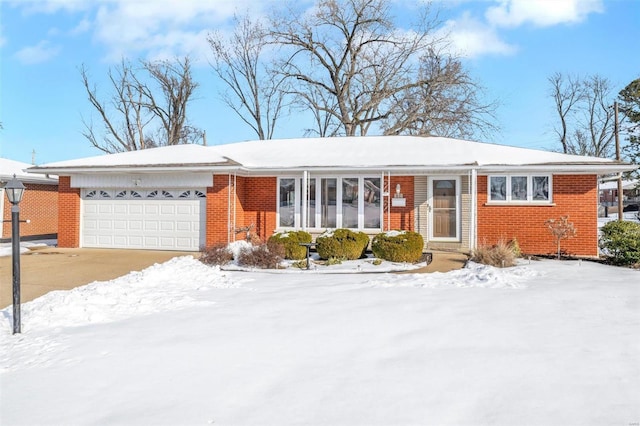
26, 136, 636, 257
1, 158, 58, 242
599, 179, 639, 207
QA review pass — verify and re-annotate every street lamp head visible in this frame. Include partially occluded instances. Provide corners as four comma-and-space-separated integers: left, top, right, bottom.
4, 174, 26, 205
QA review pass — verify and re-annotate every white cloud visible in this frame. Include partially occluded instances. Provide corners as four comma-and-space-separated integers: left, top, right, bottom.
69, 17, 91, 35
485, 0, 604, 28
91, 0, 269, 62
14, 40, 61, 64
12, 0, 273, 62
439, 12, 518, 58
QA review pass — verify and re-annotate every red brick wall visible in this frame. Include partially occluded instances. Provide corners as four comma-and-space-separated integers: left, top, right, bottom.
2, 183, 58, 240
385, 176, 415, 231
57, 176, 81, 248
238, 176, 277, 242
477, 174, 599, 257
205, 174, 276, 246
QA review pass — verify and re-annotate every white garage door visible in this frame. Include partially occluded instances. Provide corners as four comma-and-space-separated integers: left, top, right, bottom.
82, 189, 206, 251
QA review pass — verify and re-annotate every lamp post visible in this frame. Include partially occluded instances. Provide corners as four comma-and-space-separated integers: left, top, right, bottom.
4, 175, 25, 334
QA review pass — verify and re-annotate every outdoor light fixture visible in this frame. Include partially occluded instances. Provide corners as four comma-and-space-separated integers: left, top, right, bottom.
4, 175, 25, 205
4, 175, 25, 334
392, 183, 406, 207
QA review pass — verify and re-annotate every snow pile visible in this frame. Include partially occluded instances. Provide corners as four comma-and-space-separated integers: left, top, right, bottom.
0, 256, 235, 334
0, 241, 50, 257
1, 258, 638, 425
365, 261, 540, 289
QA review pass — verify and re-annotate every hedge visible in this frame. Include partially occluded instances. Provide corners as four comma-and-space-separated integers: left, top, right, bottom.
268, 231, 313, 260
371, 230, 424, 263
315, 229, 369, 260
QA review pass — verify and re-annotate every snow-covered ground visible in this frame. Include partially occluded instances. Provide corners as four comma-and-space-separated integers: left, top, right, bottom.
1, 255, 638, 425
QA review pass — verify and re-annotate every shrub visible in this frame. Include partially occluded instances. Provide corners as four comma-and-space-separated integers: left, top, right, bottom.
371, 230, 424, 263
472, 239, 518, 268
237, 241, 285, 269
599, 220, 640, 266
545, 216, 577, 259
268, 231, 312, 260
315, 229, 369, 260
200, 243, 233, 266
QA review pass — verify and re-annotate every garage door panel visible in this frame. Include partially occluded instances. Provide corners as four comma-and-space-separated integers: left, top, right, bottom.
176, 221, 192, 231
129, 204, 144, 215
98, 220, 113, 230
98, 205, 113, 214
160, 205, 176, 215
82, 193, 204, 251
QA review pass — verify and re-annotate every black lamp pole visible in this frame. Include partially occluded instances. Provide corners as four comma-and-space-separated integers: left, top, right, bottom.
4, 175, 25, 334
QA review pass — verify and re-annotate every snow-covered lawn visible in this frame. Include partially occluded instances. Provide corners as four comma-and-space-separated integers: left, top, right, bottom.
1, 257, 639, 425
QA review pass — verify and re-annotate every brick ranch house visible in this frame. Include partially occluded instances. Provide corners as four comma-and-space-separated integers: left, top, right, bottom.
1, 158, 58, 242
27, 136, 636, 257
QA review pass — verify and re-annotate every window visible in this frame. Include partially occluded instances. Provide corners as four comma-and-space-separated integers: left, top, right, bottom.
280, 176, 382, 230
279, 178, 296, 227
488, 175, 552, 203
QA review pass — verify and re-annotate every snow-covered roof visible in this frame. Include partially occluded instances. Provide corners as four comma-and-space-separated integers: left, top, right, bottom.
0, 158, 57, 185
28, 144, 231, 171
26, 136, 636, 175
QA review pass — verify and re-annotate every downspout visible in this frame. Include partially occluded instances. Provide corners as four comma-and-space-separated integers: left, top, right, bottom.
301, 170, 308, 231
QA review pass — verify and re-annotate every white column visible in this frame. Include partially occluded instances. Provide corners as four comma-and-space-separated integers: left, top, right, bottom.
301, 170, 308, 231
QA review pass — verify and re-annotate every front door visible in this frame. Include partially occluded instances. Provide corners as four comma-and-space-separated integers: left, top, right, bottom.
428, 177, 460, 241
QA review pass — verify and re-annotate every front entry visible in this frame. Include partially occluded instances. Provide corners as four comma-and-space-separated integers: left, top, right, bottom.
428, 177, 460, 241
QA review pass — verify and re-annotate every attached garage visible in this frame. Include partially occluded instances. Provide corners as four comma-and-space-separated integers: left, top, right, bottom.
81, 188, 206, 250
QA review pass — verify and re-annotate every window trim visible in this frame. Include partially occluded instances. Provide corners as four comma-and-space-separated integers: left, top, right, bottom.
487, 174, 553, 204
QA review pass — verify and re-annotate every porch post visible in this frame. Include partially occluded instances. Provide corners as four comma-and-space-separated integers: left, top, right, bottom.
470, 168, 478, 252
301, 170, 308, 231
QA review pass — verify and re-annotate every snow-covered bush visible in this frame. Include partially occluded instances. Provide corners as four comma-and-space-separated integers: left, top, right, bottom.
371, 230, 423, 263
599, 220, 640, 266
199, 243, 233, 266
316, 229, 369, 260
268, 231, 312, 260
237, 241, 285, 269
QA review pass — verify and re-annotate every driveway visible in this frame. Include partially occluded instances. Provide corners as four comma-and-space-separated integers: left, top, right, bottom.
0, 247, 193, 308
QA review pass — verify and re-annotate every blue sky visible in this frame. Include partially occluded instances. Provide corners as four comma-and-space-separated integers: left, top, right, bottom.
1, 0, 638, 165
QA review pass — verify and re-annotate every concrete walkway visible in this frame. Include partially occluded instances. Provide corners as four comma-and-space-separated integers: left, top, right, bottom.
1, 247, 469, 308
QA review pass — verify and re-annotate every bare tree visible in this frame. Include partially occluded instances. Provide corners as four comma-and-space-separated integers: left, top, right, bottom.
268, 0, 497, 138
208, 14, 287, 140
381, 49, 498, 139
549, 72, 615, 157
81, 57, 200, 154
548, 72, 583, 154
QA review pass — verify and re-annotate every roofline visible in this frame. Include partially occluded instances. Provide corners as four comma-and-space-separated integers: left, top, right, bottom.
26, 162, 636, 176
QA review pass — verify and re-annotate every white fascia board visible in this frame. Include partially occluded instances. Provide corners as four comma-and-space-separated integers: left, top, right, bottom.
477, 164, 636, 175
237, 165, 476, 176
27, 165, 227, 174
